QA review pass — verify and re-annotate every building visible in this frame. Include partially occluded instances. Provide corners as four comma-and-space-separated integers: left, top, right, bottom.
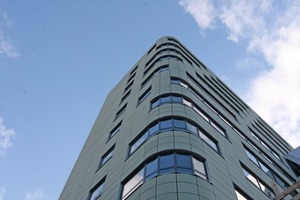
59, 36, 299, 200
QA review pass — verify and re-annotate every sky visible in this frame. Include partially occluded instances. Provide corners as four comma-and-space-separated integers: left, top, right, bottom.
0, 1, 299, 199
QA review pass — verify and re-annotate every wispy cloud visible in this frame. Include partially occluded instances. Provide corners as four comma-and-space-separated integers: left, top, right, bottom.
179, 0, 300, 147
0, 11, 19, 58
26, 189, 44, 200
0, 117, 15, 155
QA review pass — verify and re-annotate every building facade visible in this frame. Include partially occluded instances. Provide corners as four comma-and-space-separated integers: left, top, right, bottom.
59, 36, 299, 200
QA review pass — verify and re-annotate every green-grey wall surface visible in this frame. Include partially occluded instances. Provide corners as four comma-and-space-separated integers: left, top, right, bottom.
59, 36, 298, 200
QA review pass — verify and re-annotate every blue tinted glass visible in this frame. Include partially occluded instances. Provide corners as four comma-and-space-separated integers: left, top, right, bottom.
171, 79, 180, 85
130, 132, 147, 154
176, 154, 192, 173
171, 96, 182, 103
160, 96, 171, 103
160, 119, 173, 130
149, 123, 159, 136
173, 119, 186, 129
145, 159, 158, 181
159, 154, 175, 173
187, 122, 197, 134
151, 99, 160, 109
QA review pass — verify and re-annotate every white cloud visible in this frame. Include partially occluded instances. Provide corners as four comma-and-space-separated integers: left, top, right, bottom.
0, 117, 15, 155
0, 187, 5, 200
26, 189, 44, 200
0, 12, 19, 58
179, 0, 216, 30
179, 0, 300, 148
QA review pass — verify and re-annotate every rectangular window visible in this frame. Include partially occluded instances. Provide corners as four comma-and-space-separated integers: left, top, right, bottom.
138, 87, 151, 104
242, 166, 275, 198
210, 120, 226, 137
116, 104, 127, 119
109, 121, 122, 139
192, 158, 207, 180
89, 177, 105, 200
122, 168, 144, 200
120, 90, 131, 103
100, 146, 114, 167
130, 132, 147, 154
124, 81, 133, 93
127, 73, 136, 84
235, 187, 252, 200
198, 129, 219, 152
129, 65, 138, 75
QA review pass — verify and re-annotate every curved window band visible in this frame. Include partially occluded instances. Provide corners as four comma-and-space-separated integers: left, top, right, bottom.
122, 153, 207, 200
129, 118, 219, 155
151, 94, 226, 138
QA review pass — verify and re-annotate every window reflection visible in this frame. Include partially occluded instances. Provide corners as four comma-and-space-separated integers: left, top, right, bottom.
122, 153, 207, 200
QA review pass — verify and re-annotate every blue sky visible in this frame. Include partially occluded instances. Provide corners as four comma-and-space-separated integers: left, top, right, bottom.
0, 1, 299, 199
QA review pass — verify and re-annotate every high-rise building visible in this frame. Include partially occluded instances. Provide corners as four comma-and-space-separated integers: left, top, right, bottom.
59, 36, 300, 200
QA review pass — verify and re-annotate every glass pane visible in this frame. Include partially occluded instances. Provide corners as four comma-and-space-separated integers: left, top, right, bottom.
258, 181, 275, 198
258, 161, 272, 177
151, 99, 160, 109
90, 183, 104, 200
159, 154, 175, 174
193, 107, 209, 122
171, 79, 180, 85
245, 150, 259, 166
130, 132, 147, 154
149, 123, 159, 136
192, 158, 206, 179
211, 121, 226, 137
187, 122, 197, 135
145, 159, 158, 181
183, 99, 192, 107
173, 119, 186, 129
199, 131, 218, 151
235, 189, 248, 200
171, 96, 182, 103
122, 168, 144, 199
243, 168, 259, 188
160, 96, 171, 104
273, 174, 287, 189
160, 119, 173, 130
101, 149, 113, 166
176, 154, 192, 173
180, 82, 188, 88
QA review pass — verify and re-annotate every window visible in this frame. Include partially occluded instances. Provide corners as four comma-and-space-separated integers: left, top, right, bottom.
124, 81, 133, 93
122, 153, 207, 199
109, 121, 122, 139
89, 178, 105, 200
235, 187, 252, 200
116, 104, 127, 119
244, 148, 288, 189
199, 129, 219, 152
120, 90, 131, 103
122, 168, 144, 200
150, 94, 227, 139
192, 157, 206, 179
250, 129, 281, 161
129, 118, 219, 155
171, 77, 237, 121
138, 87, 151, 104
242, 166, 275, 198
100, 146, 114, 167
129, 65, 138, 76
142, 65, 169, 86
210, 120, 226, 137
127, 73, 135, 84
